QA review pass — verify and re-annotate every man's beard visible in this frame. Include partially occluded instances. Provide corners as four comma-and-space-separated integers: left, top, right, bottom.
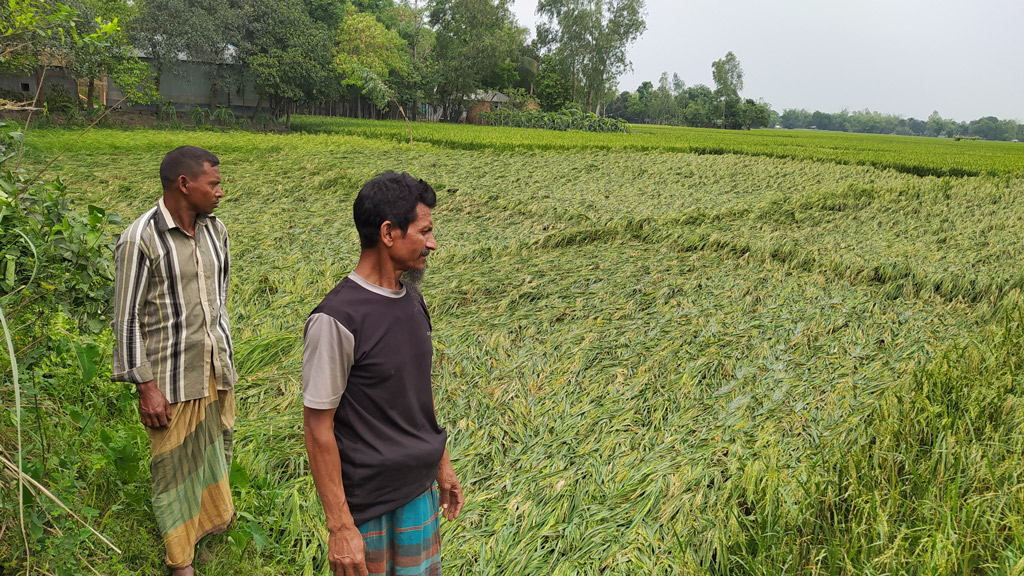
402, 264, 427, 287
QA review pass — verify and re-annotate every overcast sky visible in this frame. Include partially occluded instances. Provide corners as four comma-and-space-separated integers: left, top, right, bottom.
509, 0, 1023, 122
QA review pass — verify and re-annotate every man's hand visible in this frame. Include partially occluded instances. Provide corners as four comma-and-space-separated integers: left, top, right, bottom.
137, 381, 172, 428
328, 525, 368, 576
436, 450, 463, 521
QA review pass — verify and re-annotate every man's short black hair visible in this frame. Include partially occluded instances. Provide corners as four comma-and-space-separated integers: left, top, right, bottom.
159, 146, 219, 190
353, 171, 437, 249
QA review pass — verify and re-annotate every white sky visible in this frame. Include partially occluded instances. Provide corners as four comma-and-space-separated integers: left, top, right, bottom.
510, 0, 1024, 122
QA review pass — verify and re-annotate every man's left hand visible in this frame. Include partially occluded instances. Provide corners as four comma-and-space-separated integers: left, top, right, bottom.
436, 451, 463, 521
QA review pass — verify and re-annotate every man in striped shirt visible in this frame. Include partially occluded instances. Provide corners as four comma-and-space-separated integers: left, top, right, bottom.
111, 146, 237, 575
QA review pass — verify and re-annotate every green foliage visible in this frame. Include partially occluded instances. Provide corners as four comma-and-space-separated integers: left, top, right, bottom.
41, 84, 77, 114
60, 0, 157, 107
779, 108, 1024, 141
536, 0, 647, 111
534, 54, 572, 112
0, 0, 90, 69
190, 105, 209, 127
334, 6, 408, 93
0, 121, 135, 574
9, 121, 1024, 573
479, 104, 629, 133
239, 0, 335, 116
0, 124, 120, 348
291, 116, 1024, 178
428, 0, 525, 120
156, 99, 176, 121
211, 105, 236, 127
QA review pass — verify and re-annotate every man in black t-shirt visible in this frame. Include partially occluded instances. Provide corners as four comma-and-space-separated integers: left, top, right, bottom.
303, 171, 463, 576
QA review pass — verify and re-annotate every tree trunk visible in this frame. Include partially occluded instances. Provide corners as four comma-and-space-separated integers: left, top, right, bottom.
86, 78, 95, 110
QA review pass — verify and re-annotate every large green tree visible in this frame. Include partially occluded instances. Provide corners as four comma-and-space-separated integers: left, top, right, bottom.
62, 0, 155, 108
388, 0, 435, 119
427, 0, 524, 120
1, 0, 119, 106
711, 50, 743, 128
238, 0, 334, 125
534, 53, 571, 112
536, 0, 645, 113
130, 0, 242, 101
334, 5, 409, 114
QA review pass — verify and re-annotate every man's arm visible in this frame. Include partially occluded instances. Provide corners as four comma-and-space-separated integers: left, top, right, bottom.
302, 311, 359, 574
304, 407, 368, 576
436, 448, 464, 521
111, 236, 170, 427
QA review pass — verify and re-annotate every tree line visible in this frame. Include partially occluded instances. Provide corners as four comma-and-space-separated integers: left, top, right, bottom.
600, 52, 1024, 141
601, 52, 776, 130
5, 0, 1020, 138
778, 109, 1024, 142
1, 0, 650, 125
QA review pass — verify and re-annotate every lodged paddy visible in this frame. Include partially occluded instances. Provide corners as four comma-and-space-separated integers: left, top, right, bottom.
12, 120, 1024, 574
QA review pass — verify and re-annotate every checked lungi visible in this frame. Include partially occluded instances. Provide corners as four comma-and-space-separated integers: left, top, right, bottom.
358, 484, 442, 576
146, 373, 235, 568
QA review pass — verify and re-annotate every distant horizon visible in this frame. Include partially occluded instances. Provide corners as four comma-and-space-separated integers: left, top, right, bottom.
510, 0, 1024, 124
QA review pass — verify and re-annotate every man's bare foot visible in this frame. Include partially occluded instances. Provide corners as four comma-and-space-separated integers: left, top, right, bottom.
171, 566, 195, 576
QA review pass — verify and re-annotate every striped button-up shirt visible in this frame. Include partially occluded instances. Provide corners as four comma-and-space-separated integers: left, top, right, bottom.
111, 198, 237, 403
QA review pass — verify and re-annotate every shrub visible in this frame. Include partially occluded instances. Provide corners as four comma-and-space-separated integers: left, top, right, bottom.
479, 104, 630, 133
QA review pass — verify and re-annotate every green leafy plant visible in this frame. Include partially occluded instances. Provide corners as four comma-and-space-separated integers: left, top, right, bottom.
157, 100, 177, 123
1, 120, 126, 574
211, 106, 235, 127
190, 105, 209, 128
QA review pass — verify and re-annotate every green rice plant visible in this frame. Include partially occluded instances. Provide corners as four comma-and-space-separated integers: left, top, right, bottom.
290, 116, 1024, 178
7, 122, 1024, 573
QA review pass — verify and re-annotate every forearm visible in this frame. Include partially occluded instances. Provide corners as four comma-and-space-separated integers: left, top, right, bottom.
438, 448, 453, 476
303, 408, 357, 531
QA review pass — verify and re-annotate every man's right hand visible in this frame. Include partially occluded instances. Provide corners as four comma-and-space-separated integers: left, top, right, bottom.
137, 381, 172, 428
328, 525, 368, 576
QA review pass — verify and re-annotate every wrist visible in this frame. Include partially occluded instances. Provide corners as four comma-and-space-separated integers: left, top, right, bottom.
326, 504, 356, 533
328, 520, 357, 533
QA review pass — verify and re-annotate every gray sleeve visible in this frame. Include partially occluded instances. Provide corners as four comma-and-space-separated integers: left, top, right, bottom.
302, 313, 354, 409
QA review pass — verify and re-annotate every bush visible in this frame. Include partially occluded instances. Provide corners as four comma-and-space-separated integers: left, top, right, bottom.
43, 84, 77, 115
479, 103, 630, 133
0, 121, 131, 573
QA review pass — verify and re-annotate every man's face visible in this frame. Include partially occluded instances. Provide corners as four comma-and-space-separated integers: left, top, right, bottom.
183, 163, 223, 215
392, 203, 436, 277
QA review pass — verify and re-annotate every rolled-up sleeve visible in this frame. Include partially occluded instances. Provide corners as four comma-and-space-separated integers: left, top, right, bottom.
302, 313, 354, 409
111, 238, 154, 383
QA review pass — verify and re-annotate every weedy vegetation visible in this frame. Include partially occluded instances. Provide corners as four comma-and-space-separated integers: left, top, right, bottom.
2, 119, 1024, 574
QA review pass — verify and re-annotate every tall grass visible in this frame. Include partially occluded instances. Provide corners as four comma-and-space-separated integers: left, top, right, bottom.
4, 121, 1023, 573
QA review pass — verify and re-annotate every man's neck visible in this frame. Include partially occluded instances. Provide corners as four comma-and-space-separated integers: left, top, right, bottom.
163, 194, 199, 236
353, 251, 402, 291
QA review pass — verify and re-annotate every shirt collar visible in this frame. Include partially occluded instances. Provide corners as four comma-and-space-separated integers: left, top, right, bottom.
349, 271, 407, 298
156, 197, 214, 233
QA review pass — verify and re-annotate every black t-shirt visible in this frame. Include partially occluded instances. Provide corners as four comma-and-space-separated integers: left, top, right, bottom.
302, 273, 447, 524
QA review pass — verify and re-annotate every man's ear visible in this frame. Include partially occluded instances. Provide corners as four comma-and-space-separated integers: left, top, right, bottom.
178, 174, 190, 194
380, 221, 395, 247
